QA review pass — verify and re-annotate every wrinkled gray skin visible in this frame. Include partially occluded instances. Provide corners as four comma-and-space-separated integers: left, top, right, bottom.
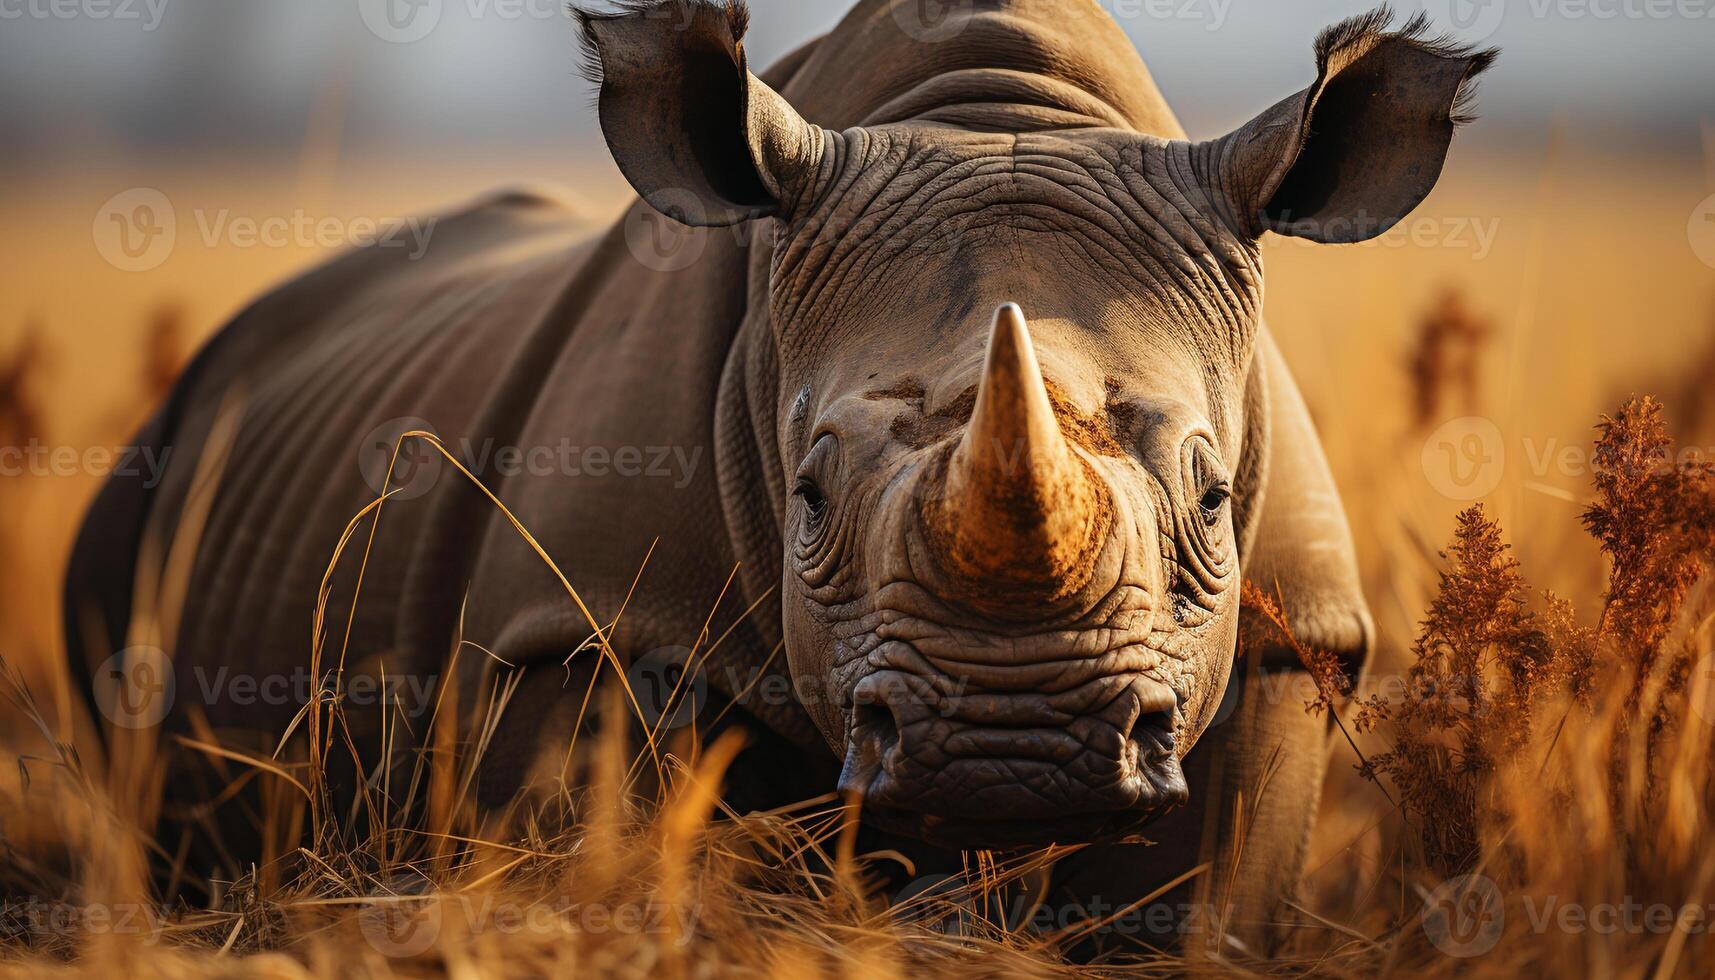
66, 0, 1491, 954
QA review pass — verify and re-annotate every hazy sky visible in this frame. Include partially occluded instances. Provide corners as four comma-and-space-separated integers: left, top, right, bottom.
3, 0, 1711, 170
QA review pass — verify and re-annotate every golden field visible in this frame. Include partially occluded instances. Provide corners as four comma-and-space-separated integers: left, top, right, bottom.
1, 128, 1713, 976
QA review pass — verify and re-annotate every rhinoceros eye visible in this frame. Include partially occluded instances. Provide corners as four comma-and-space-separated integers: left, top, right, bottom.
1197, 483, 1230, 524
794, 478, 828, 530
1178, 437, 1235, 587
793, 434, 841, 559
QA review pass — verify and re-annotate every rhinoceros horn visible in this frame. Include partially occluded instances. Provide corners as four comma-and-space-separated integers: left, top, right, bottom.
923, 304, 1112, 606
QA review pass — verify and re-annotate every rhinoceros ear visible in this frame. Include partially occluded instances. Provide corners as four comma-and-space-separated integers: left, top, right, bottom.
576, 0, 829, 227
1200, 8, 1496, 244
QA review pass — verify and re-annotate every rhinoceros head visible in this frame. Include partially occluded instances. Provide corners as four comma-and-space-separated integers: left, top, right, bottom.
581, 1, 1490, 847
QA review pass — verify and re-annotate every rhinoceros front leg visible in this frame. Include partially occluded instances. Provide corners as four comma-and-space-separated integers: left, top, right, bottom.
1185, 664, 1337, 955
1041, 665, 1332, 958
1047, 328, 1372, 957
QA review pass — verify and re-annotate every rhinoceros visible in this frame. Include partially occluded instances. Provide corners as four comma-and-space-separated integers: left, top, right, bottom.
65, 0, 1491, 953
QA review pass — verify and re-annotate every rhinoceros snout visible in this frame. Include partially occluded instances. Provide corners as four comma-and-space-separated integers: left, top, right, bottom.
836, 668, 1188, 849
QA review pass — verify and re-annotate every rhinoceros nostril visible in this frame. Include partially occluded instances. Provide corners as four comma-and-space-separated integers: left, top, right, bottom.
853, 700, 895, 743
837, 701, 899, 802
1125, 679, 1179, 764
1128, 709, 1177, 762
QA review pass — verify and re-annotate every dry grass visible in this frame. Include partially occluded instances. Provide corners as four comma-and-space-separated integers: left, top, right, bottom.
1405, 289, 1492, 432
1239, 396, 1715, 977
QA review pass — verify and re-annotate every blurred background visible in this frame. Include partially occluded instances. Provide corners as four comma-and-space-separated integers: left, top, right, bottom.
1, 0, 1712, 723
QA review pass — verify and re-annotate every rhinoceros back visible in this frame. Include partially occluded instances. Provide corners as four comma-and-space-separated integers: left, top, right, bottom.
64, 189, 602, 743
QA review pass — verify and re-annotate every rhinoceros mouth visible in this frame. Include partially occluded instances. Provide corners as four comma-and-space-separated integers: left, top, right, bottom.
835, 669, 1189, 849
843, 752, 1190, 850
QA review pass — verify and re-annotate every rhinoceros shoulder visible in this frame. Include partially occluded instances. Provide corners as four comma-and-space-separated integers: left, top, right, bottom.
1241, 328, 1374, 675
